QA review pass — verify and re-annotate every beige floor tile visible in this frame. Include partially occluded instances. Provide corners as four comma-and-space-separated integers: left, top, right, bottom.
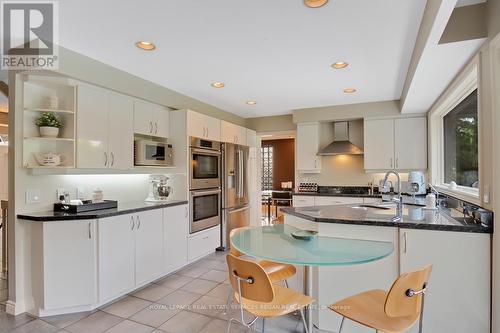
102, 296, 152, 318
193, 259, 221, 270
180, 279, 218, 295
155, 275, 193, 290
189, 295, 226, 318
41, 311, 92, 329
157, 310, 211, 333
176, 266, 210, 279
7, 319, 58, 333
213, 261, 228, 272
0, 311, 35, 333
65, 311, 123, 333
132, 284, 175, 302
104, 319, 154, 333
156, 290, 201, 309
205, 283, 231, 301
198, 318, 245, 333
199, 270, 228, 283
129, 304, 180, 328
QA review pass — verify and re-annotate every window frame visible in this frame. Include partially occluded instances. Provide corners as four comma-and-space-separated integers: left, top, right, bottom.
429, 63, 480, 203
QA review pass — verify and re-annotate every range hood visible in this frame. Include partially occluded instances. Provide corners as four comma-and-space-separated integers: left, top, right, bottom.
317, 122, 363, 156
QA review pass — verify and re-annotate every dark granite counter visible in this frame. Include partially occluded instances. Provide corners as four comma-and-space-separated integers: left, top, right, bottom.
17, 200, 188, 222
292, 192, 382, 198
281, 203, 493, 234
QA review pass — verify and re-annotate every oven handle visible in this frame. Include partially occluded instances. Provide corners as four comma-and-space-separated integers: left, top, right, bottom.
190, 189, 222, 196
190, 148, 221, 156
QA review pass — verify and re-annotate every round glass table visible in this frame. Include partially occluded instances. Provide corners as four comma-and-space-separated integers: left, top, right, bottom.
230, 224, 394, 332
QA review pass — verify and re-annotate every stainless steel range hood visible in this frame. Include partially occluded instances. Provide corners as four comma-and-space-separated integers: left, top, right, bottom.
317, 122, 363, 156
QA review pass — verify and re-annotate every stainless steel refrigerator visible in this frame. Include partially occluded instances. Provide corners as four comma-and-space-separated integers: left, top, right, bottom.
218, 143, 250, 250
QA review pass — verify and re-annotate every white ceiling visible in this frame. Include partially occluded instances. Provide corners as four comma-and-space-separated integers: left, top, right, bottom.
58, 0, 427, 118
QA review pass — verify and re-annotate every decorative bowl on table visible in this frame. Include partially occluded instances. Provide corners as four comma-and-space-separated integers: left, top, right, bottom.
291, 230, 318, 241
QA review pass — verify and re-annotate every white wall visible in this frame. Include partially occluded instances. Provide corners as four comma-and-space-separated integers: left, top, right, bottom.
0, 144, 7, 200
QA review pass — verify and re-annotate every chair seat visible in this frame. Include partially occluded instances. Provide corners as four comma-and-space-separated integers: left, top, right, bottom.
329, 290, 419, 333
259, 260, 296, 283
237, 284, 314, 318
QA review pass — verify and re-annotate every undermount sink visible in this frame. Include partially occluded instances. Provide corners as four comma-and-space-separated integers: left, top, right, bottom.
351, 203, 396, 210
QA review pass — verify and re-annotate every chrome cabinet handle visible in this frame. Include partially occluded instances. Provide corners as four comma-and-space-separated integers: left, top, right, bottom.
396, 158, 399, 169
155, 122, 158, 134
390, 158, 393, 168
131, 216, 135, 230
137, 215, 141, 229
185, 206, 188, 218
88, 222, 92, 239
104, 152, 108, 166
110, 152, 115, 167
149, 121, 153, 133
403, 232, 407, 253
206, 127, 209, 138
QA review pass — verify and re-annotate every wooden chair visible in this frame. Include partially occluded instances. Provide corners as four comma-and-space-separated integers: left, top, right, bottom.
329, 265, 432, 333
225, 254, 314, 333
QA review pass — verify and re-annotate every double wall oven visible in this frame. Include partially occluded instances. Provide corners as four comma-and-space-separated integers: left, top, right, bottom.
189, 137, 222, 234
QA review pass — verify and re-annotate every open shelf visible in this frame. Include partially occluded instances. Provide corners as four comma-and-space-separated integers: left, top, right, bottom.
24, 137, 75, 142
24, 108, 75, 114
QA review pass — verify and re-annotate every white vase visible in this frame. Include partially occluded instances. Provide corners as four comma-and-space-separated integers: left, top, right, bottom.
39, 126, 59, 138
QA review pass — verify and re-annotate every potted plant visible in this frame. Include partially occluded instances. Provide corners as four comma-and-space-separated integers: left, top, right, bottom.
36, 112, 62, 138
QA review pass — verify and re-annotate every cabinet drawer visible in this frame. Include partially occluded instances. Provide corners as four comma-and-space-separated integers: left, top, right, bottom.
293, 196, 315, 207
314, 196, 363, 206
188, 227, 219, 262
363, 197, 381, 204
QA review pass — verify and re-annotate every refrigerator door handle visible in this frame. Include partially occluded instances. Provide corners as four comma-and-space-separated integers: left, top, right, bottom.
238, 149, 244, 198
228, 205, 250, 214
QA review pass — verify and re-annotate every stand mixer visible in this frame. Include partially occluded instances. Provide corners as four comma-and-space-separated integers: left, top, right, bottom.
145, 175, 172, 202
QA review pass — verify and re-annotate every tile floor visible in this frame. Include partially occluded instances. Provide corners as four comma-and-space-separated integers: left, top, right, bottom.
0, 251, 328, 333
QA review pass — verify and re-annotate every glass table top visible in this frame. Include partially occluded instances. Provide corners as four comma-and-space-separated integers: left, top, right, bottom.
231, 224, 394, 266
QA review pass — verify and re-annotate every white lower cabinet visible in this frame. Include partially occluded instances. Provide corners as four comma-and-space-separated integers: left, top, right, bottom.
188, 226, 219, 262
292, 195, 315, 207
314, 196, 363, 206
42, 220, 97, 311
399, 228, 490, 333
134, 209, 164, 285
98, 214, 136, 303
164, 204, 189, 273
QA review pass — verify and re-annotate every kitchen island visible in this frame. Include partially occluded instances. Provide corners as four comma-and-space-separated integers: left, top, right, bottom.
281, 201, 492, 333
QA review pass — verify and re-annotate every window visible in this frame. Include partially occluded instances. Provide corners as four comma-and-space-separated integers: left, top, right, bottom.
261, 146, 273, 190
443, 89, 478, 188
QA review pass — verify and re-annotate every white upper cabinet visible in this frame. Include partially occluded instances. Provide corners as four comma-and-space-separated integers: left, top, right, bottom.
221, 120, 247, 145
296, 123, 321, 173
134, 100, 170, 138
364, 117, 427, 171
108, 93, 133, 169
77, 85, 133, 169
394, 117, 427, 170
364, 119, 394, 170
76, 84, 110, 169
246, 129, 257, 147
187, 110, 221, 141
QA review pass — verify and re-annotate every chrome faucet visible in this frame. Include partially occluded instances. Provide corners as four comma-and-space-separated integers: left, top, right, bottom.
382, 170, 403, 221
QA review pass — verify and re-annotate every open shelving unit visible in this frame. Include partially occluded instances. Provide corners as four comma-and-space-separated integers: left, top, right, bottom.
22, 75, 77, 168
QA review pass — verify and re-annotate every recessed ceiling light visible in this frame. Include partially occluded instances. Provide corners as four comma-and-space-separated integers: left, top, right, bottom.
304, 0, 328, 8
135, 41, 156, 51
246, 101, 257, 105
331, 61, 349, 69
343, 88, 357, 93
211, 82, 225, 88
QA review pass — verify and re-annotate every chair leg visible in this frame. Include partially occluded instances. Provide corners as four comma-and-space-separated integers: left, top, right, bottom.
226, 317, 236, 333
223, 289, 232, 315
261, 318, 265, 333
339, 316, 345, 333
299, 309, 309, 333
284, 279, 289, 288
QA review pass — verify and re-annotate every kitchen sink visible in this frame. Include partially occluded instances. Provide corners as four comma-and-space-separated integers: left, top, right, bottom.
350, 203, 396, 210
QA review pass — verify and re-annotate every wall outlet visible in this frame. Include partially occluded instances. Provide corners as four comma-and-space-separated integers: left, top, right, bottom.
56, 188, 66, 201
26, 189, 41, 204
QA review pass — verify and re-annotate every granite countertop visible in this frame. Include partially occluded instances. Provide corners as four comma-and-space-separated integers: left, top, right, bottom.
17, 200, 188, 222
292, 192, 383, 198
281, 203, 493, 234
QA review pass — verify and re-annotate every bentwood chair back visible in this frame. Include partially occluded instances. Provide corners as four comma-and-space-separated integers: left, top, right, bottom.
385, 264, 433, 318
226, 253, 274, 303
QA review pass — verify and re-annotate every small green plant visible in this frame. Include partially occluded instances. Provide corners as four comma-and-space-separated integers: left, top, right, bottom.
35, 112, 62, 128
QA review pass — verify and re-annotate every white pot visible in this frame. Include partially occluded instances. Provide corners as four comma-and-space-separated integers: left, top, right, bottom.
39, 126, 59, 138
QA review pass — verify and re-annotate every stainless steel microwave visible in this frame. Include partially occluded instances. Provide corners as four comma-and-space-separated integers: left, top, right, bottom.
134, 139, 173, 167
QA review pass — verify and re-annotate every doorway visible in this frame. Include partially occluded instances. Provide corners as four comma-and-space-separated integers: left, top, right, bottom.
0, 79, 8, 305
259, 131, 295, 224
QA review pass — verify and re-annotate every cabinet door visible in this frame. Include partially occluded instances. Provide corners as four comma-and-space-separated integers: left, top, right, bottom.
394, 117, 427, 170
246, 129, 257, 147
153, 105, 170, 138
98, 215, 135, 302
364, 119, 394, 170
236, 125, 247, 146
314, 196, 363, 206
400, 228, 490, 333
135, 209, 164, 285
296, 123, 321, 173
77, 84, 109, 168
292, 195, 315, 207
187, 110, 208, 139
43, 220, 96, 309
188, 227, 219, 262
134, 100, 153, 136
108, 93, 133, 169
164, 205, 188, 273
204, 114, 221, 141
220, 120, 237, 143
